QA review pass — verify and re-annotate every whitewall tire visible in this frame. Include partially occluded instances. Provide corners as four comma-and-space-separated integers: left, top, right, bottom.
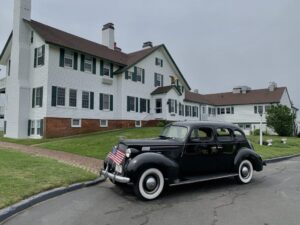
235, 159, 253, 184
134, 168, 164, 200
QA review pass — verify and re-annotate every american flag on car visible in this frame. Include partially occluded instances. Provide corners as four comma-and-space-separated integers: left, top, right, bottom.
108, 147, 125, 165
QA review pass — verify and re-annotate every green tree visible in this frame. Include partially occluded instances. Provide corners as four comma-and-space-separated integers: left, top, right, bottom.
266, 104, 296, 136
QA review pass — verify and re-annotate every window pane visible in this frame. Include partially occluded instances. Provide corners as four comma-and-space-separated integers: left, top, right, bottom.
57, 87, 65, 106
156, 99, 162, 113
82, 91, 89, 108
103, 94, 109, 110
103, 66, 110, 76
69, 89, 77, 107
84, 56, 92, 72
31, 120, 35, 135
129, 97, 135, 111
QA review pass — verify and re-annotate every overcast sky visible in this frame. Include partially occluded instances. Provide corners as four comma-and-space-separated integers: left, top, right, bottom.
0, 0, 299, 117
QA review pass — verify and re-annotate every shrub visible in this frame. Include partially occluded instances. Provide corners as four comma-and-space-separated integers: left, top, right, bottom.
266, 104, 296, 136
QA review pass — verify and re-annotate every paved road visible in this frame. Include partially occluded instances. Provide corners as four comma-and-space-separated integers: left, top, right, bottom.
2, 157, 300, 225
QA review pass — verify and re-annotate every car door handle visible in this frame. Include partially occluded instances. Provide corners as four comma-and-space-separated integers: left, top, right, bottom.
217, 146, 223, 150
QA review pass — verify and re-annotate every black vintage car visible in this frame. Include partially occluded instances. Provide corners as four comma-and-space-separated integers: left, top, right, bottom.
101, 122, 266, 200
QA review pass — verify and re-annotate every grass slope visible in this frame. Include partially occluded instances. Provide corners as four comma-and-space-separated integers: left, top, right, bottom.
0, 149, 96, 209
37, 127, 162, 159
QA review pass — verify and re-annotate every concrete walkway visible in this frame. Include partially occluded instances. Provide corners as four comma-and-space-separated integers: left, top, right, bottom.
0, 142, 102, 174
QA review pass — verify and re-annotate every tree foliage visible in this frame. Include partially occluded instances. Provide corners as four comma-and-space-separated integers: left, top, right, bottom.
266, 104, 296, 136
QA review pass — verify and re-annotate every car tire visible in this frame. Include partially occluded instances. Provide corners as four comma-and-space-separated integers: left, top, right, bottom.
134, 168, 164, 200
235, 159, 253, 184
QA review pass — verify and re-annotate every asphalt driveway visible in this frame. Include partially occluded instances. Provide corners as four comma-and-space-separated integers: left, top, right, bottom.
2, 157, 300, 225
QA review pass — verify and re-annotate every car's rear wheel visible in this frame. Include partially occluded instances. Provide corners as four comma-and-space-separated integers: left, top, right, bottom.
134, 168, 164, 200
235, 159, 253, 184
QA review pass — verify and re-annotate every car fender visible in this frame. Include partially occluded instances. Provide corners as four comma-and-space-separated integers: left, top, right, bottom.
126, 152, 179, 183
234, 148, 264, 172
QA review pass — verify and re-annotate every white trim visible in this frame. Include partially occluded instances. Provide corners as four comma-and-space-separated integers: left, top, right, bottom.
100, 119, 108, 127
71, 118, 81, 128
135, 120, 142, 127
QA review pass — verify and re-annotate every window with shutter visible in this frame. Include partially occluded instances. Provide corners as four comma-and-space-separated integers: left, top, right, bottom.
57, 87, 66, 106
127, 96, 135, 111
69, 89, 77, 107
82, 91, 90, 108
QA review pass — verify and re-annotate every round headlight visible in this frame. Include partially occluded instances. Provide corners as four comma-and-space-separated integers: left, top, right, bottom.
125, 148, 131, 158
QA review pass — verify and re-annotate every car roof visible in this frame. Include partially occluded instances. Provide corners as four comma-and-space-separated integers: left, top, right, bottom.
170, 121, 242, 131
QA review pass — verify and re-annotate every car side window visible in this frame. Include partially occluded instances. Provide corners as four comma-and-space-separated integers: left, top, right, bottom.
233, 130, 246, 140
190, 127, 213, 142
216, 128, 233, 142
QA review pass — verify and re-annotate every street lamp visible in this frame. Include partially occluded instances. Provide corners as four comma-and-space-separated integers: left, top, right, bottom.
258, 107, 263, 146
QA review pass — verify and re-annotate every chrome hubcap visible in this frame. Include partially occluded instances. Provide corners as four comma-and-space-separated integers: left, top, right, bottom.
241, 166, 249, 177
145, 177, 157, 191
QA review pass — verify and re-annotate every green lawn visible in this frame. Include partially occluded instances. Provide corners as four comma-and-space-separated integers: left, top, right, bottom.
37, 127, 162, 159
0, 149, 97, 209
249, 135, 300, 160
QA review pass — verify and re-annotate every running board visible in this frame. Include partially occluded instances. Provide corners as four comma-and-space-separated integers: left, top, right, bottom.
170, 173, 238, 187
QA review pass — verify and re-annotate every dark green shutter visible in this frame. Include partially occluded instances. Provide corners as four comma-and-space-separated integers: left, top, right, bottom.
142, 69, 145, 84
73, 52, 78, 70
110, 63, 113, 78
28, 120, 31, 136
175, 100, 177, 113
59, 48, 65, 67
80, 54, 85, 71
32, 88, 36, 108
127, 96, 130, 112
41, 45, 45, 65
140, 98, 143, 113
154, 73, 157, 87
132, 67, 137, 82
125, 71, 129, 80
99, 93, 103, 110
39, 87, 43, 107
34, 48, 37, 67
3, 121, 6, 135
40, 119, 44, 136
100, 60, 104, 76
135, 97, 139, 112
51, 86, 57, 106
161, 75, 164, 86
168, 99, 171, 113
147, 99, 150, 113
90, 92, 94, 109
110, 95, 113, 111
92, 58, 96, 74
161, 59, 163, 67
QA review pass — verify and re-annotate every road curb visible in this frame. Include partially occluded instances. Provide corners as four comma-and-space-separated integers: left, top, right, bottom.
0, 176, 106, 223
265, 153, 300, 164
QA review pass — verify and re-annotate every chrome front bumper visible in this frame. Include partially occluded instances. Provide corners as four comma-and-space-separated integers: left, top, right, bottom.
100, 166, 130, 184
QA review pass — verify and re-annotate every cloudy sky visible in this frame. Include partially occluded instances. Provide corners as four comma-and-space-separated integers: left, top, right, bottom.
0, 0, 299, 116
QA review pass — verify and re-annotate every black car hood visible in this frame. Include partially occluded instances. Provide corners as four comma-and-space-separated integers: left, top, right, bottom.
121, 138, 182, 147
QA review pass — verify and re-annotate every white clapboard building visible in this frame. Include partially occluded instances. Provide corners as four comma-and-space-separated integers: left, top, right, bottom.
0, 0, 297, 138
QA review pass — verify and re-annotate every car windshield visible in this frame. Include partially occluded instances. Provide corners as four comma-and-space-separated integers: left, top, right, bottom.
160, 125, 188, 141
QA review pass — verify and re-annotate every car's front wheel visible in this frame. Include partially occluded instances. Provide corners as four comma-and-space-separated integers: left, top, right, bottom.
235, 159, 253, 184
134, 168, 164, 200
